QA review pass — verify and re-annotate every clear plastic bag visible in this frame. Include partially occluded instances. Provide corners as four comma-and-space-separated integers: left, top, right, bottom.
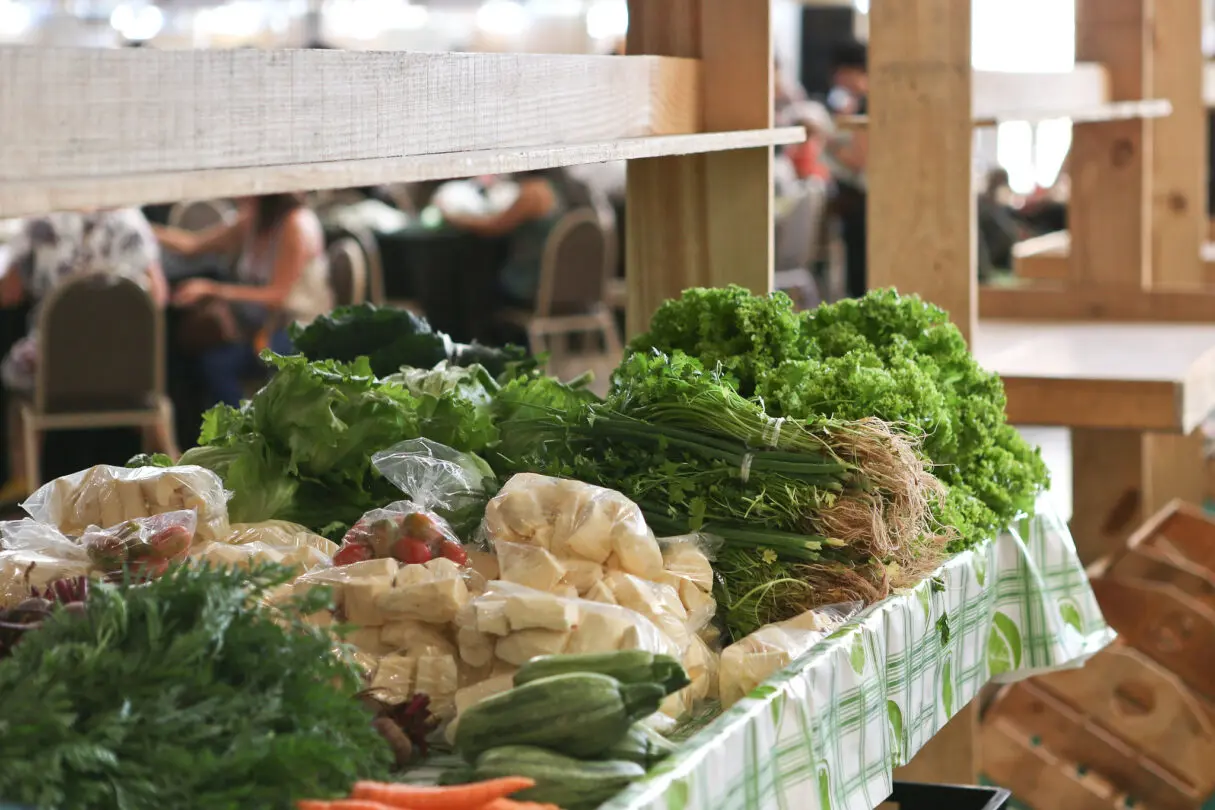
191, 540, 332, 575
656, 533, 722, 634
0, 519, 89, 560
22, 464, 230, 543
225, 520, 340, 558
455, 579, 681, 670
332, 439, 491, 567
718, 601, 863, 708
483, 473, 664, 579
81, 509, 198, 577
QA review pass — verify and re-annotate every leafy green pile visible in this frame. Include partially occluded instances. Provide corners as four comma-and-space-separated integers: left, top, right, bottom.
493, 352, 942, 637
0, 564, 391, 809
290, 303, 538, 380
165, 354, 498, 537
629, 287, 1048, 548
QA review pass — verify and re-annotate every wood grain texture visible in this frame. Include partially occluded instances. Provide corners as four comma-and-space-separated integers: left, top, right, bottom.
893, 701, 978, 786
1151, 0, 1205, 287
623, 0, 773, 337
0, 48, 698, 182
979, 285, 1215, 322
1069, 0, 1153, 287
0, 127, 803, 218
867, 0, 975, 343
975, 320, 1215, 434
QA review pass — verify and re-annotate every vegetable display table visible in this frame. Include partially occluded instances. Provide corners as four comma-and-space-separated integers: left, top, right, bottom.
405, 499, 1106, 810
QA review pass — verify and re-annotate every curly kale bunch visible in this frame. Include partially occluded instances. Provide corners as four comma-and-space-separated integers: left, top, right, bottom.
631, 286, 1049, 548
627, 286, 812, 396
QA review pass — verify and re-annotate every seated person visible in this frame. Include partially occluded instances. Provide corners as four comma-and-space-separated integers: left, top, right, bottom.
0, 208, 168, 501
152, 193, 331, 408
439, 170, 568, 307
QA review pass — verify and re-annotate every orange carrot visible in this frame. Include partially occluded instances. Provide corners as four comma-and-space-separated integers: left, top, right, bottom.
479, 799, 562, 810
296, 801, 401, 810
350, 777, 536, 809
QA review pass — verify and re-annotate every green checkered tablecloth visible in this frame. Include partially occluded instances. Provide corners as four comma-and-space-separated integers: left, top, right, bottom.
600, 498, 1114, 810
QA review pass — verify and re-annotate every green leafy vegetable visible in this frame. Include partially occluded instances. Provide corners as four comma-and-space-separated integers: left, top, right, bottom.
0, 563, 391, 809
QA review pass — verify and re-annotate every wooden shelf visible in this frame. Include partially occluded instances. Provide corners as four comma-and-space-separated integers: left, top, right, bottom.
839, 99, 1171, 129
1013, 232, 1215, 284
975, 320, 1215, 433
0, 127, 804, 217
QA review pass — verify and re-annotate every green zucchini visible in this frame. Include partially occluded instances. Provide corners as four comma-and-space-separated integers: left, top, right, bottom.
513, 650, 691, 695
474, 745, 644, 810
455, 671, 665, 762
598, 722, 678, 769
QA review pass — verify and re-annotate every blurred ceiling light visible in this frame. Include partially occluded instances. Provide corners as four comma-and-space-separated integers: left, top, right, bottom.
326, 0, 427, 38
110, 2, 163, 41
195, 1, 265, 38
477, 0, 528, 35
390, 2, 428, 31
585, 0, 625, 40
529, 0, 582, 18
0, 0, 31, 37
854, 0, 870, 14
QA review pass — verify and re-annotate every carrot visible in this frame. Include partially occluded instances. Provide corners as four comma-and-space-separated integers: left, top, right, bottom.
479, 799, 562, 810
295, 801, 401, 810
350, 777, 537, 809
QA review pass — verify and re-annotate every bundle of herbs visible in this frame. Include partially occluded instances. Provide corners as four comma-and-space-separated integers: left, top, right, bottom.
630, 286, 1049, 549
0, 563, 392, 810
494, 352, 946, 638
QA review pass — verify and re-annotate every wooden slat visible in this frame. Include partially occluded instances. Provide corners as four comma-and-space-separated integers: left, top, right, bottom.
979, 285, 1215, 322
975, 320, 1215, 434
0, 127, 804, 218
973, 64, 1109, 117
868, 0, 975, 344
837, 99, 1171, 130
624, 0, 774, 336
1014, 242, 1215, 284
1151, 0, 1206, 288
0, 48, 698, 181
1069, 0, 1152, 288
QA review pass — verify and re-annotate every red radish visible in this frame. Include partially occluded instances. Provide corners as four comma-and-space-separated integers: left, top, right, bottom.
392, 537, 431, 564
333, 544, 374, 566
148, 525, 193, 561
438, 540, 467, 565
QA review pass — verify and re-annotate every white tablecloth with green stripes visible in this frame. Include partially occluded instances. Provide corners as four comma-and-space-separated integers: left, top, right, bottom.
600, 500, 1114, 810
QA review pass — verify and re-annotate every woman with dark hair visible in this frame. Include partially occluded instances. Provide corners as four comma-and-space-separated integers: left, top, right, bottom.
439, 169, 569, 306
152, 193, 331, 407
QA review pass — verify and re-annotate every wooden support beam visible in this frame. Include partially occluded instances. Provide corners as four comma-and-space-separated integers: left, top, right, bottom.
867, 0, 975, 343
980, 286, 1215, 322
1069, 0, 1153, 288
868, 0, 978, 785
624, 0, 774, 336
1150, 0, 1205, 286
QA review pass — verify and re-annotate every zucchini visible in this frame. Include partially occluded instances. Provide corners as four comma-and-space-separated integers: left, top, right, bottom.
455, 672, 665, 762
513, 650, 691, 695
598, 722, 678, 769
474, 745, 644, 810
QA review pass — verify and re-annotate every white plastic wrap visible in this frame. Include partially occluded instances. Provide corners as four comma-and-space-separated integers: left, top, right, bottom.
718, 602, 863, 708
657, 534, 721, 634
483, 473, 664, 579
455, 579, 681, 672
22, 464, 230, 542
225, 521, 339, 557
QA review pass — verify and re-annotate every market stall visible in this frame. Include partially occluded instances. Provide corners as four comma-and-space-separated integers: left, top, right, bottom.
0, 2, 1110, 809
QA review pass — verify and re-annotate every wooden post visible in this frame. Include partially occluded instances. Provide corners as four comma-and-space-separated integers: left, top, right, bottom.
624, 0, 774, 336
867, 0, 975, 342
1150, 0, 1204, 288
1068, 0, 1153, 288
868, 0, 978, 784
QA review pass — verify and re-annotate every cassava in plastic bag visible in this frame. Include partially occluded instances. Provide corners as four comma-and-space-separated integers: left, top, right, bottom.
453, 579, 681, 671
333, 439, 492, 567
657, 533, 722, 633
82, 509, 198, 578
718, 601, 863, 708
191, 540, 332, 576
22, 464, 230, 542
483, 473, 664, 579
224, 520, 340, 557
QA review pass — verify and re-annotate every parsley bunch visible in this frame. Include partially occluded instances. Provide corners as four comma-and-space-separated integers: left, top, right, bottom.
0, 564, 391, 810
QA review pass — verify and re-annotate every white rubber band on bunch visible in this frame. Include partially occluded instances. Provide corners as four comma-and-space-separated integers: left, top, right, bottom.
762, 416, 786, 448
739, 452, 754, 483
